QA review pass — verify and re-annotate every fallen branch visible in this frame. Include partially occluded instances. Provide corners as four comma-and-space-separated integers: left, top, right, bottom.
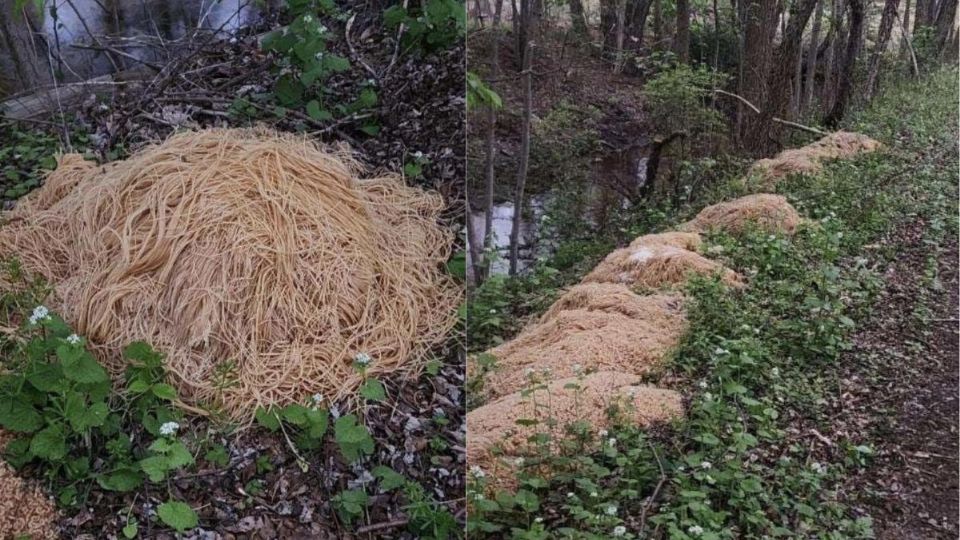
714, 89, 828, 136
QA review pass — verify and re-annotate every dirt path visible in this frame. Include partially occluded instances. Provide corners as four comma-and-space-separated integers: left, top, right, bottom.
837, 219, 959, 539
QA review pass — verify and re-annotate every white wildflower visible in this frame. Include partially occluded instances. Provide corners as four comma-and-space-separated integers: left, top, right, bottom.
302, 14, 313, 23
354, 352, 372, 367
311, 393, 324, 407
489, 308, 497, 314
514, 457, 525, 466
470, 465, 486, 479
612, 525, 627, 536
28, 305, 50, 325
703, 392, 714, 401
566, 492, 575, 498
700, 461, 712, 470
534, 517, 544, 523
811, 462, 826, 474
66, 334, 81, 345
412, 151, 424, 159
714, 347, 729, 355
598, 429, 609, 438
605, 504, 617, 515
607, 438, 617, 446
158, 421, 180, 436
473, 493, 485, 500
590, 491, 598, 498
688, 525, 704, 536
698, 380, 708, 389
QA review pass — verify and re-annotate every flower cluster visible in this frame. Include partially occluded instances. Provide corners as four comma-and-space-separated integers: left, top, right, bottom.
28, 305, 50, 325
158, 421, 180, 437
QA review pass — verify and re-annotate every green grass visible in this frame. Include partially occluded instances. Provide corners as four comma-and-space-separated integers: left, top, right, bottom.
467, 68, 959, 539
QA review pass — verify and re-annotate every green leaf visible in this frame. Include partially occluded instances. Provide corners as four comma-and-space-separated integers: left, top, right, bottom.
359, 378, 386, 402
372, 465, 406, 491
359, 124, 380, 136
306, 100, 332, 121
334, 414, 374, 462
30, 425, 67, 461
157, 500, 198, 532
122, 521, 138, 539
281, 404, 310, 426
65, 354, 109, 384
321, 54, 351, 72
151, 383, 177, 401
275, 75, 305, 107
255, 407, 281, 432
204, 444, 229, 467
305, 408, 329, 439
98, 467, 144, 492
139, 456, 169, 483
446, 250, 466, 280
127, 378, 151, 393
0, 397, 43, 432
26, 362, 64, 392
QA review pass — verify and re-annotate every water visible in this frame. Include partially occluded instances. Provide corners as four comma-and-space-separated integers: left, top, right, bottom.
1, 0, 272, 94
469, 153, 648, 278
467, 194, 550, 278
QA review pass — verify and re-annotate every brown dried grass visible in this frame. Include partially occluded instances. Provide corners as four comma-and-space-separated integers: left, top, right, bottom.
750, 131, 883, 185
480, 305, 686, 400
680, 193, 802, 235
0, 128, 461, 421
582, 244, 743, 289
467, 371, 683, 488
627, 231, 702, 251
0, 431, 58, 540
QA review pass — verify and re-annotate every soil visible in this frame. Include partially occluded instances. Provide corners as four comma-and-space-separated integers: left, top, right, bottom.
832, 218, 959, 539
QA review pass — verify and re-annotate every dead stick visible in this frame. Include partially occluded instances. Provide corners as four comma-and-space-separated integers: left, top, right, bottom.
714, 89, 828, 136
355, 518, 409, 534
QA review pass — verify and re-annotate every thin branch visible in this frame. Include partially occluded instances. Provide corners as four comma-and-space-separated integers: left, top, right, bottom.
713, 89, 828, 136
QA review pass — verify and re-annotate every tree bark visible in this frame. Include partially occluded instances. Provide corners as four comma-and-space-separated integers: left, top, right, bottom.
569, 0, 589, 35
824, 0, 864, 126
0, 0, 50, 92
509, 41, 534, 276
673, 0, 691, 61
803, 0, 824, 112
865, 0, 901, 99
478, 0, 504, 283
738, 0, 779, 150
756, 0, 819, 149
935, 0, 958, 57
653, 0, 663, 46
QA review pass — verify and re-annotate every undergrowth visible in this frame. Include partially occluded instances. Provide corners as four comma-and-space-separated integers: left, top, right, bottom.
467, 68, 958, 538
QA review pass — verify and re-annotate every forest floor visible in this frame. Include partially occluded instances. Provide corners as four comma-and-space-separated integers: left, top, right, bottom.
0, 1, 466, 538
841, 223, 959, 539
467, 55, 958, 538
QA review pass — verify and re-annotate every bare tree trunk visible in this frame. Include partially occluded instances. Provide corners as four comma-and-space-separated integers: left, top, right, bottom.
825, 0, 864, 126
614, 0, 627, 71
803, 0, 824, 112
653, 0, 663, 46
935, 0, 958, 56
914, 0, 928, 31
901, 0, 913, 57
865, 0, 901, 99
674, 0, 691, 61
756, 0, 819, 149
479, 0, 504, 283
0, 0, 50, 91
739, 0, 779, 150
569, 0, 589, 35
509, 42, 534, 276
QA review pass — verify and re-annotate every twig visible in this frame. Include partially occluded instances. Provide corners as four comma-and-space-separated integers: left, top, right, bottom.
638, 439, 666, 535
810, 428, 834, 446
385, 0, 411, 76
713, 89, 828, 136
355, 518, 409, 534
345, 14, 380, 82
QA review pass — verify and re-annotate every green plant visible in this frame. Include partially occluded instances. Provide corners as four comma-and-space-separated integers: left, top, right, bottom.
384, 0, 466, 53
157, 499, 199, 532
642, 64, 727, 140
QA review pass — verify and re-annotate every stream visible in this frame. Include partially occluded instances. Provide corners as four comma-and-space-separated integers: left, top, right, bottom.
1, 0, 275, 95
